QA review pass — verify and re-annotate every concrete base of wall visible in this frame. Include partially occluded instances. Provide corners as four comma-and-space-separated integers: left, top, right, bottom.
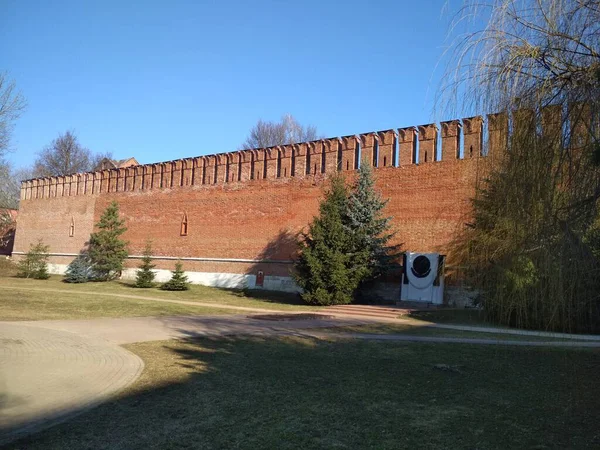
47, 264, 301, 293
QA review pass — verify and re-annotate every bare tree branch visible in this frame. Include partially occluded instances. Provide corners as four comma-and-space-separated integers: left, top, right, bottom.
0, 73, 27, 157
33, 130, 109, 177
241, 114, 320, 149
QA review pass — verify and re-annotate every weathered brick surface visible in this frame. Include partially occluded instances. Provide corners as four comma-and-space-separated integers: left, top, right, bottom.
14, 158, 482, 277
22, 111, 565, 279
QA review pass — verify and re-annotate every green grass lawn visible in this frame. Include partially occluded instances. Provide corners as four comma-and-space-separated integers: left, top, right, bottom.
8, 336, 600, 449
0, 276, 314, 321
0, 284, 238, 320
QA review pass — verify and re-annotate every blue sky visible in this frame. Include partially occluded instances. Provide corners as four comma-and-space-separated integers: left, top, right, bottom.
2, 0, 468, 169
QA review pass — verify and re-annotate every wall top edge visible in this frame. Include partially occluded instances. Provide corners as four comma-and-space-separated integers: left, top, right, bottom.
21, 106, 569, 184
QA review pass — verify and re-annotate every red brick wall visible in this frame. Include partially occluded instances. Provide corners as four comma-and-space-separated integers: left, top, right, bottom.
14, 195, 97, 256
13, 115, 494, 278
13, 158, 483, 276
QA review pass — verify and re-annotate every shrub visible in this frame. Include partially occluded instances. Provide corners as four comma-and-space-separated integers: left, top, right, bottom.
346, 162, 401, 293
64, 255, 93, 283
88, 201, 128, 281
161, 261, 189, 291
294, 176, 370, 305
135, 241, 156, 288
16, 240, 50, 279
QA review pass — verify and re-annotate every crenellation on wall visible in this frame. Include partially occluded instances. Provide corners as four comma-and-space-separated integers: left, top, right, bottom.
57, 177, 64, 197
265, 147, 279, 179
225, 153, 239, 183
340, 135, 358, 171
202, 155, 215, 185
376, 130, 396, 168
486, 113, 507, 159
279, 145, 293, 178
293, 143, 308, 176
182, 159, 193, 186
191, 157, 203, 185
169, 161, 180, 188
66, 175, 72, 196
98, 170, 107, 193
213, 154, 226, 184
463, 116, 484, 159
62, 176, 70, 197
359, 133, 376, 167
251, 149, 265, 180
322, 138, 339, 173
441, 120, 461, 161
21, 107, 591, 202
398, 126, 417, 166
78, 174, 84, 196
115, 168, 124, 192
142, 165, 152, 189
239, 150, 253, 182
417, 124, 438, 164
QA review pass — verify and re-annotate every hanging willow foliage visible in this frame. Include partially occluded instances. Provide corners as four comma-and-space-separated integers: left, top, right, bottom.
442, 0, 600, 333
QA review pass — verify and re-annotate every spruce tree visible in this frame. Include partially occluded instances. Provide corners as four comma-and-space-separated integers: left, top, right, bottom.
347, 162, 401, 287
17, 240, 50, 279
88, 201, 128, 281
294, 175, 370, 305
64, 255, 92, 283
161, 261, 189, 291
135, 241, 156, 288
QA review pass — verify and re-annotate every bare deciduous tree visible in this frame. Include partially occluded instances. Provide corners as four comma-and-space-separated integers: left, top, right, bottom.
0, 164, 29, 209
33, 130, 111, 177
0, 73, 26, 213
242, 114, 320, 149
0, 73, 26, 157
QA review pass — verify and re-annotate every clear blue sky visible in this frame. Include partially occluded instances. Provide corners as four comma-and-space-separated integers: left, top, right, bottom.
2, 0, 467, 169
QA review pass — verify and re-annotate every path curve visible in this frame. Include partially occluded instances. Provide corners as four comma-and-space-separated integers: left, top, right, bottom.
0, 322, 144, 445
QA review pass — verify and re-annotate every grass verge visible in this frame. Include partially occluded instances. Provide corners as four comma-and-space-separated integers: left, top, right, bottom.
0, 287, 237, 320
8, 336, 600, 449
0, 276, 315, 321
316, 323, 591, 341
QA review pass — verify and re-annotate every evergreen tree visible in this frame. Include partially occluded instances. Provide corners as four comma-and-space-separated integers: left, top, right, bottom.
294, 175, 370, 305
17, 240, 50, 279
347, 162, 401, 287
64, 255, 92, 283
135, 241, 156, 288
161, 261, 189, 291
88, 201, 128, 281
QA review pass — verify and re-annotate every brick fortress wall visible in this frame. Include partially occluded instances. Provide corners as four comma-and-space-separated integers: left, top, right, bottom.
13, 112, 510, 292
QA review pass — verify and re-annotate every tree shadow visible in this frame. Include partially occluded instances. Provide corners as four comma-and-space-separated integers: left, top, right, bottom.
4, 332, 599, 449
216, 229, 304, 306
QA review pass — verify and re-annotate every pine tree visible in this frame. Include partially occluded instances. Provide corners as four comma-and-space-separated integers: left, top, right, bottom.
17, 240, 50, 279
88, 201, 128, 281
135, 241, 156, 288
347, 162, 401, 288
64, 255, 92, 283
161, 261, 189, 291
294, 175, 370, 305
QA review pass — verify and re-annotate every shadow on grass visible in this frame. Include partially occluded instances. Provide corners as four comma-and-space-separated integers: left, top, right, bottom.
221, 287, 304, 306
5, 329, 600, 450
407, 308, 490, 326
115, 280, 142, 289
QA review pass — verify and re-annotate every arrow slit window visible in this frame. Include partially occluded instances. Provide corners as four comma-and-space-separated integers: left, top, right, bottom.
180, 213, 188, 236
